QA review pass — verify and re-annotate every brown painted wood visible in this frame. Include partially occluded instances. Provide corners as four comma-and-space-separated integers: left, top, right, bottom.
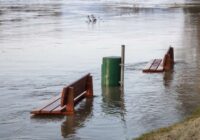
156, 59, 165, 72
66, 87, 75, 114
149, 59, 162, 72
164, 54, 172, 71
74, 91, 87, 105
33, 105, 66, 115
61, 73, 90, 107
31, 95, 61, 114
143, 47, 174, 73
40, 98, 61, 113
143, 59, 162, 73
143, 59, 155, 72
31, 73, 93, 115
85, 75, 93, 98
50, 105, 66, 114
167, 47, 174, 61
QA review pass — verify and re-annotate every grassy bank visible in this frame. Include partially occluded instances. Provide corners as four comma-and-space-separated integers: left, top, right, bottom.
135, 107, 200, 140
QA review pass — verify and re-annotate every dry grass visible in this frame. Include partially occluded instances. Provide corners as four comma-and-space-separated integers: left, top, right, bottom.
135, 107, 200, 140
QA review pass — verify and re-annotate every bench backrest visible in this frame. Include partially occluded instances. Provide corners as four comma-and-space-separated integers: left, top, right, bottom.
163, 47, 174, 69
166, 47, 174, 63
61, 73, 90, 107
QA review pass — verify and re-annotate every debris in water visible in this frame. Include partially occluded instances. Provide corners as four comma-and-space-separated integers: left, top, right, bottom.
86, 15, 97, 24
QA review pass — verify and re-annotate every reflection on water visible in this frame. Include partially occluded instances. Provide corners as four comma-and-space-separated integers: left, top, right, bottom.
1, 0, 200, 140
163, 70, 174, 87
61, 98, 93, 138
102, 86, 126, 117
31, 115, 64, 122
172, 4, 200, 117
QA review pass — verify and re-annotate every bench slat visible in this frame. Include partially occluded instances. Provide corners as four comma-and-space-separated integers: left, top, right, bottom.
157, 59, 164, 72
73, 79, 87, 98
40, 98, 61, 113
74, 91, 86, 105
51, 105, 66, 114
149, 59, 162, 72
143, 59, 155, 72
61, 73, 90, 106
142, 47, 174, 73
31, 95, 61, 114
34, 105, 66, 115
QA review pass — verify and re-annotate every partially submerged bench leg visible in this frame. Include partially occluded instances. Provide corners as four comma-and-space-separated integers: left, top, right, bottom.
66, 87, 75, 114
86, 75, 93, 98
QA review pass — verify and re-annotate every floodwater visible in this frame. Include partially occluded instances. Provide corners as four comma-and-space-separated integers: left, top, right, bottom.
0, 0, 200, 139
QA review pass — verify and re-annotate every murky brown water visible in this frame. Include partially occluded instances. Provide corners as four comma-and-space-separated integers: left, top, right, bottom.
1, 0, 200, 140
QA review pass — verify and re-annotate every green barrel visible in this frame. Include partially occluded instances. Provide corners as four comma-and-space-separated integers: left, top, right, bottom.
101, 56, 121, 86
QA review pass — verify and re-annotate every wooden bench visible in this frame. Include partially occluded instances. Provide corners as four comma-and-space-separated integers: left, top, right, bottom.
143, 47, 174, 73
31, 73, 93, 115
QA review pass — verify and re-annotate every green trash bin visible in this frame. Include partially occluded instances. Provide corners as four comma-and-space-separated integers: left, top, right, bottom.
101, 56, 121, 86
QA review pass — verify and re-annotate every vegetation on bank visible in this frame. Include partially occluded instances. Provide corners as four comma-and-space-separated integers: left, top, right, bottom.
135, 107, 200, 140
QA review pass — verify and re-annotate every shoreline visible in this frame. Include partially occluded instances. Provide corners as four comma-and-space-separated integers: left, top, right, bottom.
135, 107, 200, 140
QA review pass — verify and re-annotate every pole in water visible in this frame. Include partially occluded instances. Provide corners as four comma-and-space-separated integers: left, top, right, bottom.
120, 45, 125, 88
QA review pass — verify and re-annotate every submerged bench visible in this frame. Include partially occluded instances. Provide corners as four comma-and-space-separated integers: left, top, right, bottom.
143, 47, 174, 73
31, 73, 93, 115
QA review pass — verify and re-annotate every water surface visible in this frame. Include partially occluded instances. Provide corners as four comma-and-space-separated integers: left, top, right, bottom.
1, 0, 200, 139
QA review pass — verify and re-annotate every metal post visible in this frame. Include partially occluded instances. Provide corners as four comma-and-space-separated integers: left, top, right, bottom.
120, 45, 125, 88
